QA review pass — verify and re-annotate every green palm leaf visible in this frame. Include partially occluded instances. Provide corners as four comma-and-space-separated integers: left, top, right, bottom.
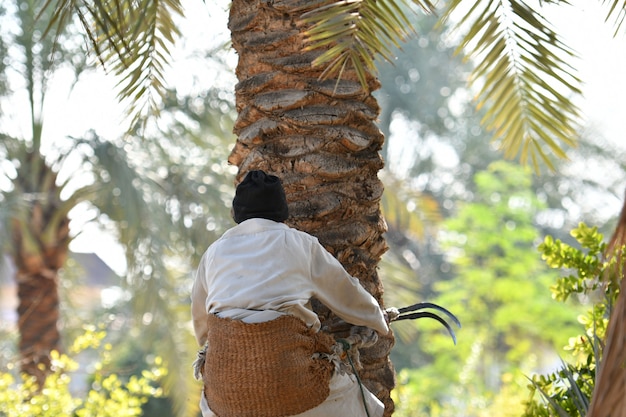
72, 90, 235, 416
603, 0, 626, 35
443, 0, 582, 171
43, 0, 183, 127
381, 173, 442, 240
301, 0, 435, 90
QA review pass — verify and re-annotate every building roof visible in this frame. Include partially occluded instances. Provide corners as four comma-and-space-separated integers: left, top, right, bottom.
0, 252, 119, 287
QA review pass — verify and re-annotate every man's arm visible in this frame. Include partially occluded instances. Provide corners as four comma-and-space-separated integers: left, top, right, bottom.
309, 241, 389, 335
191, 258, 210, 346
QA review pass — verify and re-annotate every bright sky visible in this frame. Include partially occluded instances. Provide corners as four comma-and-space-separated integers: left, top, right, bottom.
3, 0, 624, 274
548, 1, 626, 146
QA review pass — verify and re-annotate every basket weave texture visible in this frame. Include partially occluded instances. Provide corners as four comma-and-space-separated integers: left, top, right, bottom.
203, 314, 335, 417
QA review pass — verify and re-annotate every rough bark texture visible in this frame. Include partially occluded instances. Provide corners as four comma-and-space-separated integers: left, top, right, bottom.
16, 271, 62, 384
11, 151, 70, 385
14, 233, 67, 384
228, 0, 395, 414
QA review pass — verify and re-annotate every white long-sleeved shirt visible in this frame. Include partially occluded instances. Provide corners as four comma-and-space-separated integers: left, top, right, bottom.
191, 218, 388, 346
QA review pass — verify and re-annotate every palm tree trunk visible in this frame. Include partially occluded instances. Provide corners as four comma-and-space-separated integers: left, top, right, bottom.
12, 208, 69, 385
10, 151, 70, 386
228, 0, 395, 414
12, 213, 68, 385
16, 270, 61, 385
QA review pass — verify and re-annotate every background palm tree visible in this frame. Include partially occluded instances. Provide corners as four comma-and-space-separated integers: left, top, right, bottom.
0, 3, 235, 415
38, 0, 626, 415
0, 0, 88, 383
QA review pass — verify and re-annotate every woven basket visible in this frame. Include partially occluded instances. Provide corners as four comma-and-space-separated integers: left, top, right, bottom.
202, 314, 335, 417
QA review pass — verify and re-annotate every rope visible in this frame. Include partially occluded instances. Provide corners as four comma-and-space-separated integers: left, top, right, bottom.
337, 338, 372, 417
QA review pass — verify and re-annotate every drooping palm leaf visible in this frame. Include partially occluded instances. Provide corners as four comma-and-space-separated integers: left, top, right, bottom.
301, 0, 435, 89
41, 0, 588, 173
602, 0, 626, 35
381, 172, 442, 241
68, 89, 236, 416
43, 0, 183, 127
442, 0, 582, 171
61, 131, 204, 417
0, 159, 29, 255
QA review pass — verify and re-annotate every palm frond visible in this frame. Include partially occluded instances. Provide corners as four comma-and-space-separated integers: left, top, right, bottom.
43, 0, 183, 128
602, 0, 626, 35
443, 0, 582, 172
66, 132, 197, 417
128, 259, 203, 417
82, 134, 159, 253
381, 173, 442, 240
0, 192, 28, 254
69, 96, 235, 416
301, 0, 435, 90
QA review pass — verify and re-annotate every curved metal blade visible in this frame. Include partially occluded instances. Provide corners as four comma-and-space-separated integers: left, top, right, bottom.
396, 302, 461, 328
393, 311, 458, 345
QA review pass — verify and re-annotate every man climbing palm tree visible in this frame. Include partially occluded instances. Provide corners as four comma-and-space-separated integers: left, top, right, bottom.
191, 170, 389, 417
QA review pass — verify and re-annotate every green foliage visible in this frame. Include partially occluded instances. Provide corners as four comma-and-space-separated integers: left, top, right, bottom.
541, 223, 617, 302
0, 326, 166, 417
301, 0, 435, 88
436, 161, 579, 362
44, 0, 184, 127
522, 223, 623, 417
442, 0, 581, 171
392, 367, 531, 417
523, 361, 595, 417
390, 161, 583, 416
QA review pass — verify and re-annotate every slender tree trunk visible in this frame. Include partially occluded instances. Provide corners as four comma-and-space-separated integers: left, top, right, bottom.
11, 151, 70, 385
16, 270, 62, 384
228, 0, 395, 414
13, 216, 68, 384
12, 208, 69, 385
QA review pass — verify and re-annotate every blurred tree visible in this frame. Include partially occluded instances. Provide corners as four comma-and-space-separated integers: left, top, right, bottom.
389, 162, 585, 416
374, 10, 474, 163
0, 2, 235, 415
0, 4, 8, 98
107, 86, 237, 416
0, 0, 91, 383
0, 327, 166, 417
